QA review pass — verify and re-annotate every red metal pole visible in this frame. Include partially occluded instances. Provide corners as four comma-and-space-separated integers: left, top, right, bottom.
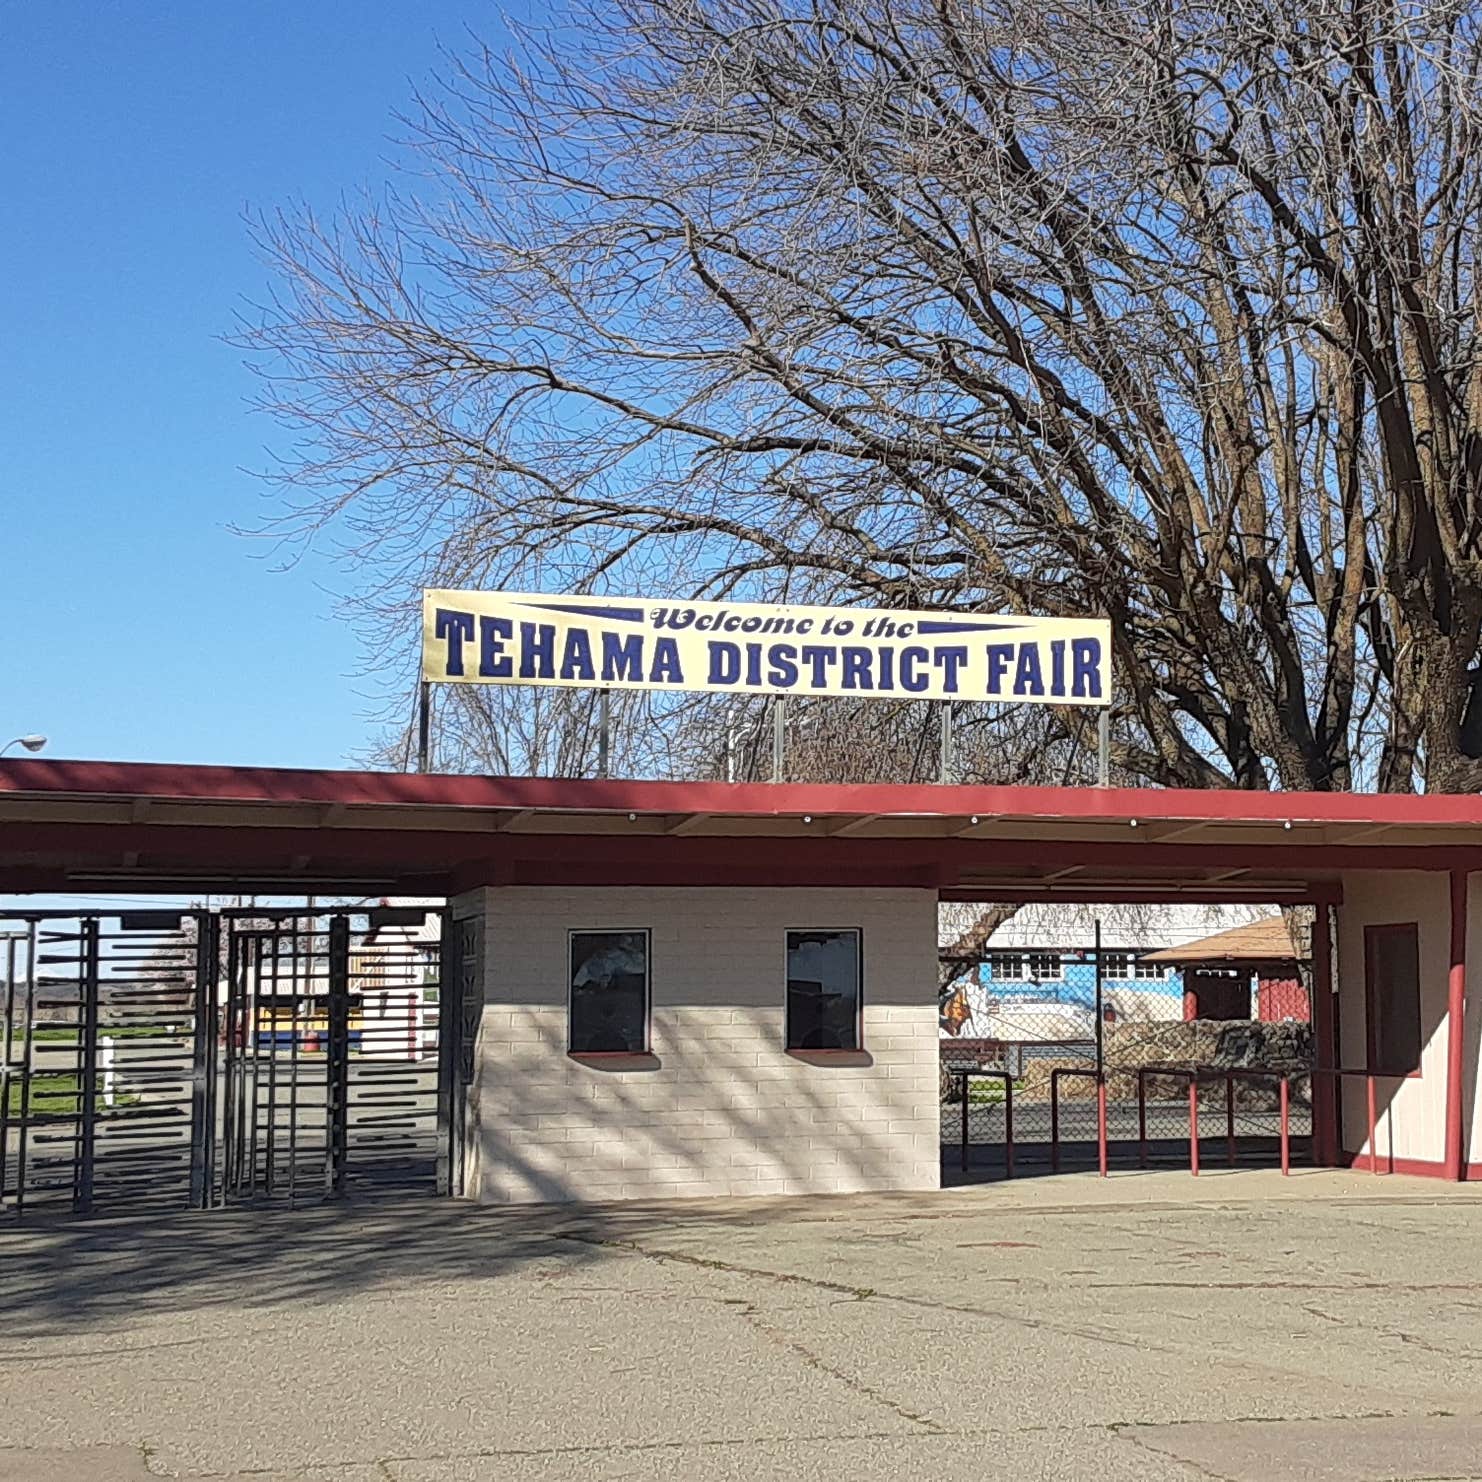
1367, 1073, 1379, 1175
1445, 869, 1468, 1182
1051, 1071, 1061, 1174
1226, 1073, 1236, 1167
1189, 1075, 1200, 1176
1097, 1076, 1108, 1178
1311, 901, 1337, 1166
1280, 1076, 1290, 1177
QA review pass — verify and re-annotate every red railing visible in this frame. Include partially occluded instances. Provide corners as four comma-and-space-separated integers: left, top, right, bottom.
1135, 1064, 1294, 1176
1310, 1066, 1416, 1175
1049, 1067, 1107, 1176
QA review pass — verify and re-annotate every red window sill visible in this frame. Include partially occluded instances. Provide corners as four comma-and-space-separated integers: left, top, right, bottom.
786, 1048, 872, 1065
567, 1050, 658, 1067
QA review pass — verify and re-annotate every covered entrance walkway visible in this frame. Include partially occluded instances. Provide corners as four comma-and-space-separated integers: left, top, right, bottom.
3, 757, 1482, 1205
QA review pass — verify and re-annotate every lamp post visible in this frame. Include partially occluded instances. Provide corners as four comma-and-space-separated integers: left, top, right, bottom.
0, 735, 46, 757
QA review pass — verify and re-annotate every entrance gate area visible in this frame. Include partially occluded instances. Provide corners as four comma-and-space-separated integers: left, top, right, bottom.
939, 946, 1315, 1181
0, 906, 468, 1221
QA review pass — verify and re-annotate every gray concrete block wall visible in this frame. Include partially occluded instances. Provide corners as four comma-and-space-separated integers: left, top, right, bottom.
452, 885, 941, 1203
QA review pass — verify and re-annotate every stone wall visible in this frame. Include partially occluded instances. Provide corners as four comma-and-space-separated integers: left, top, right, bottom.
1104, 1019, 1312, 1073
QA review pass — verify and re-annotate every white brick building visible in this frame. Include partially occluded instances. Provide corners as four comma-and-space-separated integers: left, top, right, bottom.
453, 886, 940, 1203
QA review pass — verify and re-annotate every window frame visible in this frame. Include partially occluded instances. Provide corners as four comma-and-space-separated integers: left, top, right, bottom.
784, 927, 864, 1054
1134, 961, 1169, 981
988, 951, 1025, 981
1027, 951, 1063, 982
566, 926, 652, 1057
1363, 921, 1423, 1077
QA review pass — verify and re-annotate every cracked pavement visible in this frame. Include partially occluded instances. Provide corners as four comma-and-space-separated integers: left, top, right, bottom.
4, 1168, 1482, 1480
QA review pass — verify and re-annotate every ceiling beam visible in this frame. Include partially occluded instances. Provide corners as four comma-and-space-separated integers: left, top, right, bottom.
1135, 820, 1212, 843
491, 809, 536, 833
827, 813, 882, 836
1325, 823, 1395, 845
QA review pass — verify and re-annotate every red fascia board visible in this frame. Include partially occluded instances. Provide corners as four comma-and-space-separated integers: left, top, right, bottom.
8, 756, 1482, 829
0, 819, 1461, 869
3, 821, 1477, 892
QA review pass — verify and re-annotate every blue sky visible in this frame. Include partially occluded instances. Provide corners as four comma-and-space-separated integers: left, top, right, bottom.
0, 2, 507, 768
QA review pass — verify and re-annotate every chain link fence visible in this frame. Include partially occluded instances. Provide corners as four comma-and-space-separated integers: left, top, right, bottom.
940, 940, 1313, 1180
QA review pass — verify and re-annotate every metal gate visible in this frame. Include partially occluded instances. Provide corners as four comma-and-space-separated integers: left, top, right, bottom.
1, 904, 465, 1221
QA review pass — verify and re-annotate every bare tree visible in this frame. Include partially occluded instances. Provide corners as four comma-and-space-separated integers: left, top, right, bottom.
244, 0, 1482, 794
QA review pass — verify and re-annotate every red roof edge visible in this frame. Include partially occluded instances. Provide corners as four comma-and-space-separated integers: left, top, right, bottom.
3, 756, 1482, 826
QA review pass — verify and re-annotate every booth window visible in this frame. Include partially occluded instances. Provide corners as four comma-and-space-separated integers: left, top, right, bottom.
1364, 922, 1422, 1075
568, 929, 650, 1054
786, 929, 862, 1051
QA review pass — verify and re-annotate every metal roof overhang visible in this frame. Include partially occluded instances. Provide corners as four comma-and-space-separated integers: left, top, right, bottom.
7, 758, 1482, 902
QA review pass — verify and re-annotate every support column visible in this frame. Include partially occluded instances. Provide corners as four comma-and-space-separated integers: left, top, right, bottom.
1311, 901, 1337, 1166
1445, 869, 1468, 1182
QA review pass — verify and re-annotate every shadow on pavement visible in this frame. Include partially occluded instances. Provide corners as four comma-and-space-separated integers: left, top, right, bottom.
0, 1191, 872, 1340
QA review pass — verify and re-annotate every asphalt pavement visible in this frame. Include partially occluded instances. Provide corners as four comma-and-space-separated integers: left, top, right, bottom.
4, 1168, 1482, 1480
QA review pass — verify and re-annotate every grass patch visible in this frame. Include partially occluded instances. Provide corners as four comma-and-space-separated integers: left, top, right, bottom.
12, 1024, 182, 1047
967, 1081, 1021, 1105
4, 1073, 140, 1117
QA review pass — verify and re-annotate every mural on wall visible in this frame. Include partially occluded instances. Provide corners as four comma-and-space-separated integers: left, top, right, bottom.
937, 903, 1290, 1044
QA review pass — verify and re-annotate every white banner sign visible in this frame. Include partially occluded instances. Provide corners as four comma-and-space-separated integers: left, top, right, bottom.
422, 591, 1110, 705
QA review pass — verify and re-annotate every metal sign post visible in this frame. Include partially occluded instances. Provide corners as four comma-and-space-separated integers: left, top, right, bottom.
417, 681, 432, 774
940, 701, 954, 784
772, 698, 786, 782
597, 688, 611, 779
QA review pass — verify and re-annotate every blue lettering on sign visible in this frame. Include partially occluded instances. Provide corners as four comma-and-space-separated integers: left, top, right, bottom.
434, 608, 475, 676
560, 627, 596, 682
1013, 644, 1044, 697
767, 644, 799, 687
799, 645, 840, 688
932, 645, 969, 694
1049, 639, 1066, 697
985, 643, 1015, 696
602, 631, 644, 682
478, 615, 513, 678
744, 643, 763, 686
841, 646, 873, 691
876, 647, 896, 691
519, 622, 556, 680
899, 646, 930, 693
1071, 637, 1102, 699
650, 637, 684, 684
708, 641, 741, 684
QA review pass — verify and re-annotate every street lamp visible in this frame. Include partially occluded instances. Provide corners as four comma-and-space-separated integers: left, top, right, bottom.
0, 735, 46, 757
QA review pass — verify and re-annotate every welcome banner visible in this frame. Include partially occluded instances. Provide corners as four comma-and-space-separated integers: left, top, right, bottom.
422, 591, 1110, 706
